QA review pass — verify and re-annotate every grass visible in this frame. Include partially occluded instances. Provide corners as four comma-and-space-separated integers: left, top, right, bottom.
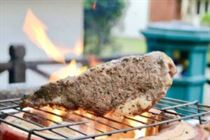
100, 37, 146, 57
100, 37, 210, 64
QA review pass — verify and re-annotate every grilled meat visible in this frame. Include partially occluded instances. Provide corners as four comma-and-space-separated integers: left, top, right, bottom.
21, 51, 176, 116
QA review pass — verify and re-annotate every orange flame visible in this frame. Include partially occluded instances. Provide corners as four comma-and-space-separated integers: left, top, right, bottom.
40, 106, 66, 126
23, 9, 87, 124
49, 60, 87, 82
64, 110, 155, 139
128, 113, 148, 139
23, 9, 65, 63
58, 41, 83, 56
23, 9, 86, 82
88, 55, 101, 67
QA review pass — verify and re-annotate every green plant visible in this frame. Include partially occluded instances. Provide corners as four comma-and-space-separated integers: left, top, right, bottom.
201, 13, 210, 26
84, 0, 125, 55
201, 14, 210, 63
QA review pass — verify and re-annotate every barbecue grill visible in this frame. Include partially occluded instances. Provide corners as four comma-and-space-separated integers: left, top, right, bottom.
0, 97, 210, 140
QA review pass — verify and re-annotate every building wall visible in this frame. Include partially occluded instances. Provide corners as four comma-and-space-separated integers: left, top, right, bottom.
112, 0, 149, 38
149, 0, 181, 21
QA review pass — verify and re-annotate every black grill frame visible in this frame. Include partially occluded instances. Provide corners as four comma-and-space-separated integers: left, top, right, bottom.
0, 97, 210, 140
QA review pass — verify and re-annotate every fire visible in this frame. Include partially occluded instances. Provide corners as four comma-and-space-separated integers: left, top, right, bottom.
49, 60, 87, 82
23, 9, 65, 63
22, 9, 159, 139
23, 9, 87, 81
128, 113, 149, 139
88, 55, 101, 67
23, 106, 66, 127
23, 9, 87, 124
59, 41, 83, 56
48, 40, 86, 82
63, 110, 155, 139
73, 41, 84, 56
40, 106, 66, 126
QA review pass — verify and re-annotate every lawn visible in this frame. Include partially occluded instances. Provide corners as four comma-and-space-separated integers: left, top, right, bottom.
100, 37, 146, 57
100, 37, 210, 64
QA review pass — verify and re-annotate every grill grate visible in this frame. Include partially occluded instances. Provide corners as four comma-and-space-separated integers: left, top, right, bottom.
0, 97, 210, 140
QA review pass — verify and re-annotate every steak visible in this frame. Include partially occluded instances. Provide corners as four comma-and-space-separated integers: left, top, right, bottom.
21, 51, 176, 116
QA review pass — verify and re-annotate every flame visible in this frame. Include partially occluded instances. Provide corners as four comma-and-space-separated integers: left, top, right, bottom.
63, 110, 156, 139
24, 106, 66, 126
128, 113, 149, 139
49, 41, 86, 82
58, 41, 83, 56
23, 9, 65, 63
73, 41, 83, 56
23, 9, 86, 82
88, 55, 101, 67
26, 108, 160, 138
40, 106, 66, 126
49, 60, 87, 82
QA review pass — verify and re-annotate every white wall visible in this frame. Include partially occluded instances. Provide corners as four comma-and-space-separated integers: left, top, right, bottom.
0, 0, 83, 87
112, 0, 149, 38
0, 0, 83, 62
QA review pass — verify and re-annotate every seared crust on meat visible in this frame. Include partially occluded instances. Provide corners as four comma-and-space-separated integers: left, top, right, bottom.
21, 51, 176, 116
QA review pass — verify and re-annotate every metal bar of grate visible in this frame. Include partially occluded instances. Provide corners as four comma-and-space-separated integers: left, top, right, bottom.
28, 121, 88, 140
157, 102, 200, 115
15, 103, 102, 134
0, 100, 89, 139
0, 97, 209, 140
159, 98, 209, 112
0, 101, 89, 139
124, 116, 148, 125
11, 104, 102, 139
73, 110, 210, 140
73, 112, 121, 130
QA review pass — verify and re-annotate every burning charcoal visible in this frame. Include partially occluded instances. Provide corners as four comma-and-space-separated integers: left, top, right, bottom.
21, 51, 176, 116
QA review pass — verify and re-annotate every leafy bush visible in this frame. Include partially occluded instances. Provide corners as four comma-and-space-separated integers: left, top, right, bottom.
84, 0, 125, 55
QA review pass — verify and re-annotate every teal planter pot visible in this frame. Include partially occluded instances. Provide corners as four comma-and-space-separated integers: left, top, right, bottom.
167, 76, 206, 102
142, 22, 210, 103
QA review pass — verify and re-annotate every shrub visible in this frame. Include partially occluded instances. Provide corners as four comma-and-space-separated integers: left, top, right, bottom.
84, 0, 125, 55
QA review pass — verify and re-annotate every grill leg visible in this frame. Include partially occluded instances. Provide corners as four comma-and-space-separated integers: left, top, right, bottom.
196, 102, 202, 124
9, 45, 26, 83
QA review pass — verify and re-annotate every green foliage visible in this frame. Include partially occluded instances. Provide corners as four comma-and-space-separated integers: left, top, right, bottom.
84, 0, 125, 56
201, 13, 210, 63
201, 13, 210, 26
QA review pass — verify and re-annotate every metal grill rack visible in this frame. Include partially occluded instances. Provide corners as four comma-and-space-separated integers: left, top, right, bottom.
0, 97, 210, 140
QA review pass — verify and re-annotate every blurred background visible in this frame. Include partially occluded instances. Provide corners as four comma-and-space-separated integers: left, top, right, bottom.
0, 0, 209, 104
